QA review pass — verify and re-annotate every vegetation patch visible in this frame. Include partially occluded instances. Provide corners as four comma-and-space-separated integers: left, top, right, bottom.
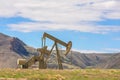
0, 69, 120, 80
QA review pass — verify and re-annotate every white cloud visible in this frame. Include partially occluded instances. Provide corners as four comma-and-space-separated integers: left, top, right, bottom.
104, 48, 120, 53
72, 48, 120, 53
72, 49, 107, 53
0, 0, 120, 33
8, 22, 120, 33
105, 12, 120, 19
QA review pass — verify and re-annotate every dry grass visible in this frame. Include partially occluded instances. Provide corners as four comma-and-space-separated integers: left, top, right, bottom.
0, 69, 120, 80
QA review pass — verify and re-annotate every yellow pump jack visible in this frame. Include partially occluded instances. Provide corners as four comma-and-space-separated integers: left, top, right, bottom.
17, 32, 72, 69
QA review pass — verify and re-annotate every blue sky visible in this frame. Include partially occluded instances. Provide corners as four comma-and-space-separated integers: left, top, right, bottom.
0, 0, 120, 53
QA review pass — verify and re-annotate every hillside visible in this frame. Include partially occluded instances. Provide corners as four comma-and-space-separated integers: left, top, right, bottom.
48, 50, 118, 69
66, 52, 114, 68
96, 53, 120, 69
0, 33, 120, 69
0, 33, 36, 68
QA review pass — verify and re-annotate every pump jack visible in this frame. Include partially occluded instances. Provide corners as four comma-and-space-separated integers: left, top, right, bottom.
17, 32, 72, 69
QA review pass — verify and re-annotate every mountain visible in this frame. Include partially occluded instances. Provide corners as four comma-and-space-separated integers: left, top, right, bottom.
0, 33, 36, 68
96, 53, 120, 69
0, 33, 120, 69
66, 52, 114, 68
48, 51, 117, 69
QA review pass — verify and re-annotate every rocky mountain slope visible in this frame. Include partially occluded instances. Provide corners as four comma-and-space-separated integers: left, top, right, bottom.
96, 53, 120, 69
66, 52, 114, 68
0, 33, 120, 69
0, 33, 36, 68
